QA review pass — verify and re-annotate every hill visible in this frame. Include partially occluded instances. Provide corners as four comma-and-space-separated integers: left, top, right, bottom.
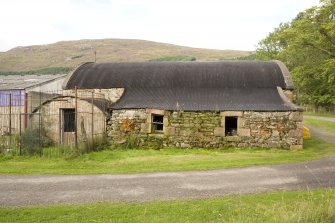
0, 39, 253, 72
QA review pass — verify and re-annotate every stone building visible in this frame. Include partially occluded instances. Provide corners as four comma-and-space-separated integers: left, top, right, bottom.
29, 92, 108, 145
62, 61, 303, 149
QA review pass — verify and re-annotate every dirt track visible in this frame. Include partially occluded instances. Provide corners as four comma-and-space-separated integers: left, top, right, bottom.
0, 157, 334, 207
304, 115, 335, 143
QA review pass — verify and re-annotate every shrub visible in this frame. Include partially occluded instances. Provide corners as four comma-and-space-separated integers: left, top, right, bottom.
20, 128, 53, 155
79, 134, 109, 154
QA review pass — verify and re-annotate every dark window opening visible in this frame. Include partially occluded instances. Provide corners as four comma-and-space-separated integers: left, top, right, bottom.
225, 116, 237, 136
63, 108, 76, 132
152, 114, 163, 133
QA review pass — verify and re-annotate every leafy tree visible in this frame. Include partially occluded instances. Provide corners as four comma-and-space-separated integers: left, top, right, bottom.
256, 0, 335, 110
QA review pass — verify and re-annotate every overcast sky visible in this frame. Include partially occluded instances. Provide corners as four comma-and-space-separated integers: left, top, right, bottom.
0, 0, 320, 52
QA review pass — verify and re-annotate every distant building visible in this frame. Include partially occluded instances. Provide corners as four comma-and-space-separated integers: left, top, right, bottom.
0, 74, 66, 134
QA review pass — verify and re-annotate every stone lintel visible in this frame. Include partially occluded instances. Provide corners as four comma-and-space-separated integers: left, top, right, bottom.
146, 109, 165, 115
220, 111, 243, 117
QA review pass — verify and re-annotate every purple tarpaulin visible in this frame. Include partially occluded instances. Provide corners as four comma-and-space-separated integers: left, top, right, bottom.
0, 90, 25, 107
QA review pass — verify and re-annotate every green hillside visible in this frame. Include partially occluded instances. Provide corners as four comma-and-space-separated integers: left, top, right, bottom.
0, 39, 253, 72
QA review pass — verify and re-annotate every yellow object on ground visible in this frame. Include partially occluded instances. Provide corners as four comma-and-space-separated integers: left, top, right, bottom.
303, 126, 311, 139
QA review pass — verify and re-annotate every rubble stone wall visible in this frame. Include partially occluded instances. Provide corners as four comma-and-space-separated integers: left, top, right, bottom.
107, 109, 303, 149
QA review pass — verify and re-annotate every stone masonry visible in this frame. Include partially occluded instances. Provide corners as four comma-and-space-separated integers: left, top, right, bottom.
108, 109, 303, 149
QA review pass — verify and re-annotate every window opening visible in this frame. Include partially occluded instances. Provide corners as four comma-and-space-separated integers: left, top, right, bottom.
225, 116, 237, 136
152, 114, 163, 133
63, 108, 76, 132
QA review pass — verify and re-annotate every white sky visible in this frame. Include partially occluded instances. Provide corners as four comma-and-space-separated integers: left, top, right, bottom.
0, 0, 320, 52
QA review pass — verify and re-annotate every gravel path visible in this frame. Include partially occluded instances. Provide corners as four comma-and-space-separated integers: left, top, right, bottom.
303, 115, 335, 143
304, 124, 335, 143
304, 115, 335, 122
1, 158, 335, 207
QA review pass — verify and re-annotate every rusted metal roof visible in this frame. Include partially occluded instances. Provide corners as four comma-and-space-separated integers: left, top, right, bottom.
0, 74, 66, 90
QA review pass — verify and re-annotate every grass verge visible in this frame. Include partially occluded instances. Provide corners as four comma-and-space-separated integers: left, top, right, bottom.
304, 118, 335, 133
0, 138, 334, 175
304, 112, 335, 118
0, 189, 334, 223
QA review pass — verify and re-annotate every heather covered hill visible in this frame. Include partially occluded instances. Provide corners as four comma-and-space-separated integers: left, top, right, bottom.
0, 39, 252, 72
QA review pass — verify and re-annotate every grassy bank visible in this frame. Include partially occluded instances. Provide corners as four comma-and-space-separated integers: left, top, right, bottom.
304, 112, 335, 118
1, 189, 334, 223
304, 118, 335, 133
0, 138, 334, 175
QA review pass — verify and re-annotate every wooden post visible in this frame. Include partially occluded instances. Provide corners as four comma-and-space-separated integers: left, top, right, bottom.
75, 86, 78, 151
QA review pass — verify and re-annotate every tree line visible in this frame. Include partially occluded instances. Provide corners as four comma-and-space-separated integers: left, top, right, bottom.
0, 67, 73, 76
256, 0, 335, 110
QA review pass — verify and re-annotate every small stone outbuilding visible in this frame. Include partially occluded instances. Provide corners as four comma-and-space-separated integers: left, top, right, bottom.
62, 61, 303, 149
29, 93, 108, 145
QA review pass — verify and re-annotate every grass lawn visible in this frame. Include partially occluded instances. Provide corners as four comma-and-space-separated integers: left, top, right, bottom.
0, 138, 334, 175
304, 118, 335, 133
304, 112, 335, 118
1, 189, 334, 223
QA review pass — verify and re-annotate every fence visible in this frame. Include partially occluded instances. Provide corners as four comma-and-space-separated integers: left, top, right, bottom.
302, 104, 335, 113
0, 88, 108, 157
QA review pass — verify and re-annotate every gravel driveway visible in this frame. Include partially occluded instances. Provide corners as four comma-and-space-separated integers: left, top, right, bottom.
1, 157, 335, 207
304, 115, 335, 123
304, 115, 335, 143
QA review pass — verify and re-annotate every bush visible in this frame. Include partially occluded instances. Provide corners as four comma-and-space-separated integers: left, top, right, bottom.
20, 128, 53, 155
79, 134, 109, 154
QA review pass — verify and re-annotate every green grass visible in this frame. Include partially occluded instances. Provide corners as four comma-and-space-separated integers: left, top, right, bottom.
1, 189, 334, 223
304, 112, 335, 118
304, 118, 335, 133
0, 138, 334, 175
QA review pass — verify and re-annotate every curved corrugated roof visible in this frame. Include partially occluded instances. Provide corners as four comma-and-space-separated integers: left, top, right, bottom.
63, 61, 298, 111
31, 95, 109, 115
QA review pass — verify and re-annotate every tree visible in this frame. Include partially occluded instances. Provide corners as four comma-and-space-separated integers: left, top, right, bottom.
256, 0, 335, 110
